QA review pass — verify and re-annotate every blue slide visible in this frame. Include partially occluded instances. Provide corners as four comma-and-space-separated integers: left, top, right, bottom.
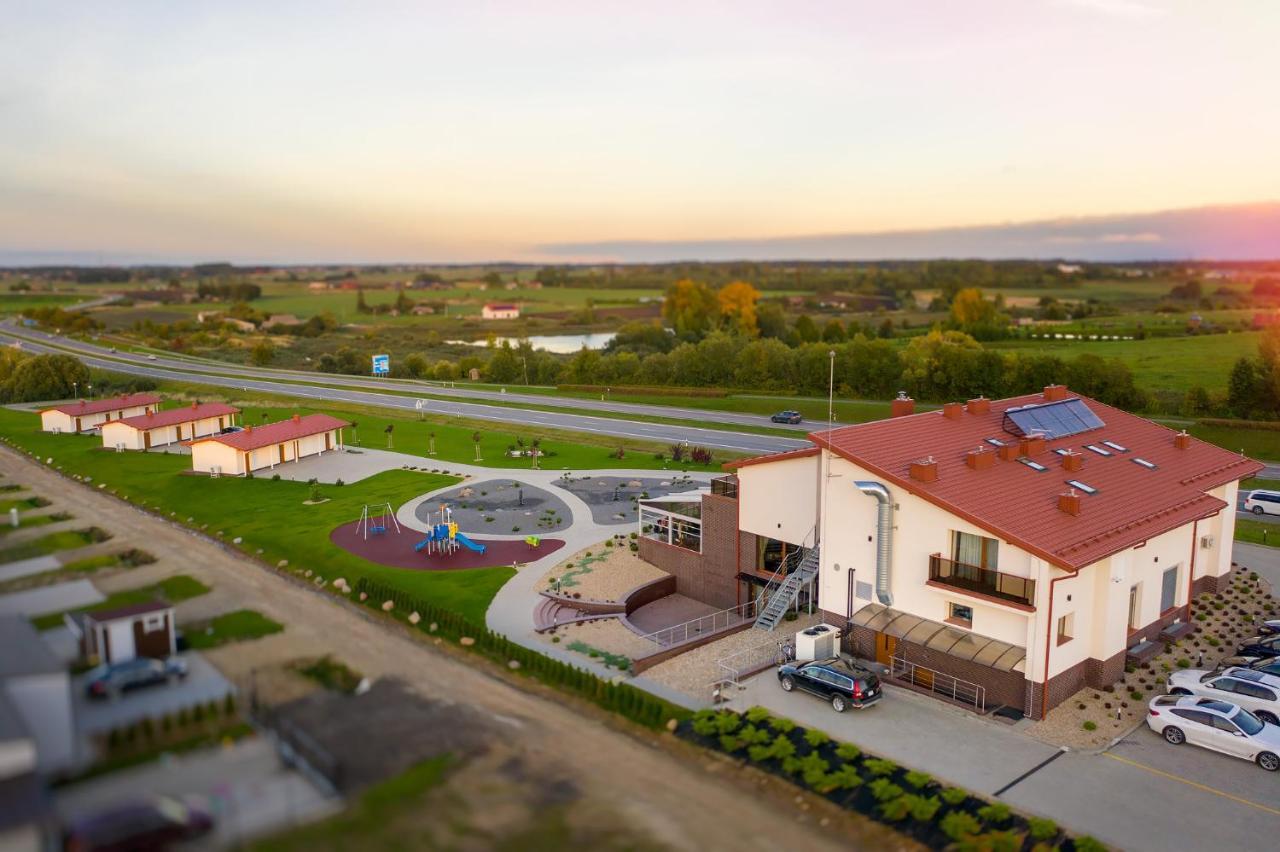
453, 532, 486, 553
413, 536, 431, 552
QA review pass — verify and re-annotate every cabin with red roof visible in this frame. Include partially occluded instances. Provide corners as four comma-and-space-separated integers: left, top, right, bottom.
100, 401, 241, 451
653, 386, 1258, 718
187, 413, 348, 476
480, 303, 520, 320
38, 393, 161, 434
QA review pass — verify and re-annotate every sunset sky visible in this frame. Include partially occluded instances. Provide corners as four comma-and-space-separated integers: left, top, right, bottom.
1, 1, 1278, 263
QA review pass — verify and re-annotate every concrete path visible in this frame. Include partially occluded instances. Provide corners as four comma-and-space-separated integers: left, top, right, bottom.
1233, 541, 1280, 591
0, 579, 103, 616
71, 653, 234, 737
0, 554, 61, 582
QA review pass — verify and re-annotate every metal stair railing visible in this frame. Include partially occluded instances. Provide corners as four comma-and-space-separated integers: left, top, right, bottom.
754, 546, 820, 630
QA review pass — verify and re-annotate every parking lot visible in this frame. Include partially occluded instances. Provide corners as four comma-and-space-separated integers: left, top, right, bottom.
737, 671, 1280, 852
72, 652, 234, 736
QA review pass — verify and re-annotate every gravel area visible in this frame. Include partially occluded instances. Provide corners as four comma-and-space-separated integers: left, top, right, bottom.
554, 474, 702, 526
417, 479, 571, 535
644, 613, 824, 700
542, 618, 659, 662
538, 541, 668, 602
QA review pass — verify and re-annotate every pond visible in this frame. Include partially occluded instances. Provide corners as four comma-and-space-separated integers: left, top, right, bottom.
446, 332, 617, 354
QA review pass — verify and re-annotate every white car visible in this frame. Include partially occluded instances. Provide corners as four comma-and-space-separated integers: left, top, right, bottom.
1243, 489, 1280, 516
1169, 668, 1280, 725
1147, 695, 1280, 771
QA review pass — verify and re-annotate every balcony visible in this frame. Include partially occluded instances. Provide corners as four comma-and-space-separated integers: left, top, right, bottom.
928, 555, 1036, 610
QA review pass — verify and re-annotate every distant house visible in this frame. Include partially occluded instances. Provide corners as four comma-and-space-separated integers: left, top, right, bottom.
411, 304, 436, 316
38, 394, 161, 434
504, 281, 520, 290
266, 314, 302, 327
188, 413, 348, 476
196, 310, 220, 324
1057, 264, 1082, 275
224, 318, 257, 333
481, 303, 520, 320
1252, 311, 1280, 330
307, 281, 330, 291
71, 601, 176, 666
100, 401, 240, 451
1186, 314, 1204, 331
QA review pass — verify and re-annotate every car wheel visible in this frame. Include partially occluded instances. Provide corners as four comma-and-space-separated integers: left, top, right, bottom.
1258, 752, 1280, 772
1256, 711, 1279, 726
1169, 688, 1192, 695
1163, 726, 1186, 745
832, 695, 847, 713
780, 675, 795, 692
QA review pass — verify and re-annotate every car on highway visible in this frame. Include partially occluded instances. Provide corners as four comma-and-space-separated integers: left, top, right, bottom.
64, 795, 213, 851
85, 657, 188, 699
146, 354, 157, 360
770, 410, 803, 424
777, 657, 881, 712
1168, 668, 1280, 724
1236, 634, 1280, 660
1146, 694, 1280, 771
1243, 489, 1280, 516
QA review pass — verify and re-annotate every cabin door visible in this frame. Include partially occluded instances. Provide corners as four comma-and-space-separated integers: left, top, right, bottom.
874, 632, 897, 666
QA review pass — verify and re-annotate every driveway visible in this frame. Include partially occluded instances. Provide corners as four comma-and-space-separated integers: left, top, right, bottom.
55, 736, 337, 847
72, 652, 234, 736
736, 674, 1279, 852
0, 579, 103, 616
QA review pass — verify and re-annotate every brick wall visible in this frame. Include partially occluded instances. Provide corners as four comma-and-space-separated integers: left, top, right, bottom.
1192, 573, 1225, 597
635, 494, 743, 611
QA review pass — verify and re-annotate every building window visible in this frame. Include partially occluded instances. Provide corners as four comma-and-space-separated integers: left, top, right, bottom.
142, 614, 166, 633
1057, 613, 1074, 645
947, 602, 974, 627
1128, 584, 1141, 631
952, 531, 998, 570
1160, 565, 1180, 613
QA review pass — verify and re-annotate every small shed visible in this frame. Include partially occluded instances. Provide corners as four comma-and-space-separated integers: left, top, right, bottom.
73, 601, 175, 665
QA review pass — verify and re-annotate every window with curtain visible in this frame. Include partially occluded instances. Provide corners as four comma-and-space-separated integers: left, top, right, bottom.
951, 531, 999, 570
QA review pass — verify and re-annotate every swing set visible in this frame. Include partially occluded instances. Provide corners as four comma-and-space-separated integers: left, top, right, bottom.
356, 502, 401, 540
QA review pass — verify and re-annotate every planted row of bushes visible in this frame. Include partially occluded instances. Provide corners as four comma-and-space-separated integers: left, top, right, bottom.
103, 693, 238, 756
683, 707, 1106, 852
354, 578, 686, 729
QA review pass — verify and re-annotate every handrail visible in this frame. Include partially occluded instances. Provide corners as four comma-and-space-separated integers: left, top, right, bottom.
637, 599, 756, 646
890, 655, 986, 712
928, 554, 1036, 607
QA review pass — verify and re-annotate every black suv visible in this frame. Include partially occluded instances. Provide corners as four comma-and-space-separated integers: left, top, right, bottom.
777, 658, 881, 712
770, 410, 802, 424
1238, 634, 1280, 660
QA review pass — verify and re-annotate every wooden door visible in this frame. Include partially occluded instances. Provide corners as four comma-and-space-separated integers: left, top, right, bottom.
915, 667, 935, 690
75, 417, 82, 432
325, 432, 332, 451
874, 632, 897, 666
143, 431, 151, 450
278, 444, 286, 464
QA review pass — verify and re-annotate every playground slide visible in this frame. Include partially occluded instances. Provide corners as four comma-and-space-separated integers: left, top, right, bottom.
413, 537, 431, 552
453, 532, 486, 553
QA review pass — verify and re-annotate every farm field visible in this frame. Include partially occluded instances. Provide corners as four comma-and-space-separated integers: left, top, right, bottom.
0, 293, 87, 314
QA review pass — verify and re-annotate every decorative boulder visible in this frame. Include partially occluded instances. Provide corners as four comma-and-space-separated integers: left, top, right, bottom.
382, 600, 395, 612
409, 612, 421, 625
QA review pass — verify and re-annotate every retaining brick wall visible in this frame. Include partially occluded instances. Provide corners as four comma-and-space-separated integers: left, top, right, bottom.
635, 494, 742, 611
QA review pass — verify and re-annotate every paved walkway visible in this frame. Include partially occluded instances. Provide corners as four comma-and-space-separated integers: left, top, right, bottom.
0, 578, 102, 616
0, 554, 61, 582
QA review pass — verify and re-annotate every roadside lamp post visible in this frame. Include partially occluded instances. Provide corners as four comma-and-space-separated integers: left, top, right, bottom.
72, 382, 78, 399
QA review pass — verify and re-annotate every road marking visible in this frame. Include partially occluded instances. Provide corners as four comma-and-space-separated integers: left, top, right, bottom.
992, 747, 1067, 796
1102, 752, 1280, 816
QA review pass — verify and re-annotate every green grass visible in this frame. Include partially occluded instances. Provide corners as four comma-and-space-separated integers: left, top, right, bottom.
1189, 424, 1280, 462
0, 527, 108, 563
62, 722, 255, 787
31, 574, 210, 630
1242, 478, 1280, 491
250, 755, 453, 852
0, 293, 86, 314
292, 655, 362, 693
0, 496, 51, 512
1235, 518, 1279, 548
0, 410, 515, 621
0, 511, 64, 535
184, 609, 284, 649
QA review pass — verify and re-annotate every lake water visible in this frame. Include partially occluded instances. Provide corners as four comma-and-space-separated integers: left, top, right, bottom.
447, 332, 616, 354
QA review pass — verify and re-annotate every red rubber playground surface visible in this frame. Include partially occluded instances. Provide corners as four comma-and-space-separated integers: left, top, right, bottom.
329, 521, 564, 571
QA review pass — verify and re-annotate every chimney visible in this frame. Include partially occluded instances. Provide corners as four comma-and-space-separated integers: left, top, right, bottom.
909, 456, 939, 483
967, 396, 990, 415
1174, 430, 1191, 450
1062, 450, 1083, 472
245, 423, 253, 433
966, 447, 995, 470
292, 414, 301, 423
1020, 435, 1046, 456
1058, 489, 1082, 516
891, 392, 915, 418
1043, 385, 1068, 402
997, 442, 1021, 461
942, 402, 964, 420
191, 402, 198, 410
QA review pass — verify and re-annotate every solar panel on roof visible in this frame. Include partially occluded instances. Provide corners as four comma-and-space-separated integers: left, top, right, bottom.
1002, 398, 1105, 440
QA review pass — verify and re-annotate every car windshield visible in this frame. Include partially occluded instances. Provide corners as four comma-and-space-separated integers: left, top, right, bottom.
1199, 671, 1217, 683
1234, 708, 1265, 736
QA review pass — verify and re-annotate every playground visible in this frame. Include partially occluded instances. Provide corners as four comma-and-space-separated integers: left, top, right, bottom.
329, 519, 563, 571
554, 474, 703, 526
415, 480, 572, 535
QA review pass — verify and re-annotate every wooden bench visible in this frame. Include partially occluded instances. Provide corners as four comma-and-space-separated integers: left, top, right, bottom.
1159, 621, 1196, 643
1125, 640, 1162, 666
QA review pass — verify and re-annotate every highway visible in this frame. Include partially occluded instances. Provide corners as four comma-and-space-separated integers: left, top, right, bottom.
0, 326, 806, 456
0, 322, 817, 435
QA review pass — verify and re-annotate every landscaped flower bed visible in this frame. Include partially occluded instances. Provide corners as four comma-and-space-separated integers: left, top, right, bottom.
681, 706, 1106, 851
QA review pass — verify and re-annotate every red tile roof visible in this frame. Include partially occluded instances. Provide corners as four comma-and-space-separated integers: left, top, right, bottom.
189, 413, 348, 451
84, 600, 172, 623
724, 446, 819, 469
783, 390, 1259, 572
40, 393, 161, 417
112, 402, 240, 431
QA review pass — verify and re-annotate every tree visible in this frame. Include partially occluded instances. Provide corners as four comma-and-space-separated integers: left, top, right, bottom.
250, 341, 275, 366
0, 353, 90, 403
355, 287, 370, 314
485, 341, 522, 383
394, 289, 414, 314
662, 279, 718, 337
793, 314, 819, 343
821, 319, 846, 343
756, 301, 788, 339
949, 288, 997, 327
716, 281, 760, 336
1228, 357, 1269, 418
402, 354, 428, 378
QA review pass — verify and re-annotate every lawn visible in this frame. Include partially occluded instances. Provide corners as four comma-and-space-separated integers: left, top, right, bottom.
0, 409, 511, 622
0, 527, 109, 563
184, 609, 284, 649
1189, 424, 1280, 462
31, 574, 210, 630
1235, 518, 1279, 548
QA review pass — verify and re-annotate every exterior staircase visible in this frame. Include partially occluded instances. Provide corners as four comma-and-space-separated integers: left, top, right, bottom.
533, 594, 619, 633
753, 546, 820, 631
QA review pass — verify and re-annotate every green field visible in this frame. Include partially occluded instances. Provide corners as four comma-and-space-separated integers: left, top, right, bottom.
185, 609, 284, 649
0, 293, 87, 314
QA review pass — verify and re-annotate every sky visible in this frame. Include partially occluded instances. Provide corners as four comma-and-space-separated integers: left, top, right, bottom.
1, 0, 1278, 264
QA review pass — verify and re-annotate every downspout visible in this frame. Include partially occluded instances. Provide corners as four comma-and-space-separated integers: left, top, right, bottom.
1185, 519, 1199, 622
1040, 566, 1079, 720
853, 481, 893, 606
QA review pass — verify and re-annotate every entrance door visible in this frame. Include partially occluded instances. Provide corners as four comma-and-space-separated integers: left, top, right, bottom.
875, 632, 897, 666
75, 417, 82, 432
278, 444, 286, 464
325, 432, 332, 451
143, 432, 151, 450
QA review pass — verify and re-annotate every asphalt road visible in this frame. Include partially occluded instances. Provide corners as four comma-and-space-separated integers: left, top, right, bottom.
0, 327, 805, 456
0, 322, 818, 435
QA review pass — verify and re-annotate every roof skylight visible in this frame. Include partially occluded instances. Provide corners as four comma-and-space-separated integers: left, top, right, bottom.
985, 438, 1004, 447
1066, 479, 1097, 494
1019, 458, 1048, 472
1053, 448, 1072, 456
1102, 441, 1128, 452
1132, 458, 1157, 470
1084, 445, 1112, 457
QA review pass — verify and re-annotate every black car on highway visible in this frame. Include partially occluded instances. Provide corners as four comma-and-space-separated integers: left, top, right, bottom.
777, 658, 881, 712
770, 410, 803, 424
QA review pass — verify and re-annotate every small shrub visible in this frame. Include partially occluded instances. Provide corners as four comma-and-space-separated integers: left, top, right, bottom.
978, 802, 1012, 825
803, 728, 830, 748
1176, 658, 1191, 668
868, 778, 904, 802
941, 810, 982, 842
940, 787, 968, 806
745, 706, 771, 724
835, 741, 862, 761
770, 716, 796, 734
903, 770, 932, 789
1027, 816, 1059, 841
908, 794, 941, 822
1082, 720, 1098, 731
863, 757, 897, 777
1129, 690, 1144, 701
714, 712, 741, 735
879, 796, 912, 822
718, 734, 744, 753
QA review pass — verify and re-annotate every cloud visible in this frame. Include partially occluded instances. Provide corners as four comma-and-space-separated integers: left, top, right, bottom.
1054, 0, 1165, 19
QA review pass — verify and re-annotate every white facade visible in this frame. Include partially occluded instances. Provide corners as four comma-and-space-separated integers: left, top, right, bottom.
190, 428, 343, 476
100, 411, 234, 451
40, 400, 157, 433
481, 304, 520, 319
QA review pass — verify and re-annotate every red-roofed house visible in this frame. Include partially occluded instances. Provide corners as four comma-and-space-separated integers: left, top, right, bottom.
38, 393, 161, 434
187, 413, 348, 476
100, 402, 241, 451
644, 387, 1259, 717
480, 303, 520, 320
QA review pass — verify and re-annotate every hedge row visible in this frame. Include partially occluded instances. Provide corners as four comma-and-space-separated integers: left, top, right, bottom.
354, 578, 686, 729
682, 707, 1107, 852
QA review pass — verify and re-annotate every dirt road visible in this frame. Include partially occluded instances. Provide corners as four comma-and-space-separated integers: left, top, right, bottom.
2, 447, 911, 851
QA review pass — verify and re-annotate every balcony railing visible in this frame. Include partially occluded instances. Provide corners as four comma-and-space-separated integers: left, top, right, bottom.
928, 555, 1036, 608
710, 475, 738, 499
